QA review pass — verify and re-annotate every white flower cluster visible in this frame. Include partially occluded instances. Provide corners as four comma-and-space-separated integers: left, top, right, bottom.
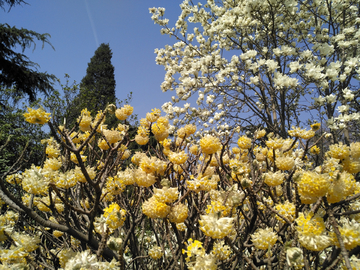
151, 0, 360, 134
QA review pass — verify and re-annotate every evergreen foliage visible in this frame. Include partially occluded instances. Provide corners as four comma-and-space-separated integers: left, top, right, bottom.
0, 0, 56, 102
79, 43, 116, 114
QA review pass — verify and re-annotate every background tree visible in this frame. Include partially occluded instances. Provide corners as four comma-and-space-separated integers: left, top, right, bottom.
150, 1, 360, 143
0, 0, 56, 102
68, 43, 116, 124
0, 88, 46, 174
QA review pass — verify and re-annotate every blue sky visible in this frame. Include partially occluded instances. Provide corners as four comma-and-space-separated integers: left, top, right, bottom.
2, 1, 182, 120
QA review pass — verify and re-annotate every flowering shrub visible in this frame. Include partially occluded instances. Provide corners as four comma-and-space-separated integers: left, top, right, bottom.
1, 1, 360, 268
0, 102, 358, 269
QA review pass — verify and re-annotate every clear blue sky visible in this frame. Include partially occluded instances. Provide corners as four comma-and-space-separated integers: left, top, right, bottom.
2, 1, 182, 120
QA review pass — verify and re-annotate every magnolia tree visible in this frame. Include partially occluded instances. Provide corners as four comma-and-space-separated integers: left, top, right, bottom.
0, 104, 359, 269
150, 0, 360, 141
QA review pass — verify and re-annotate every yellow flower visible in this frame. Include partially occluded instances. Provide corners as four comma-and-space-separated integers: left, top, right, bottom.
135, 134, 149, 145
157, 116, 169, 126
168, 203, 188, 223
328, 142, 350, 160
331, 219, 360, 250
74, 166, 96, 183
251, 227, 278, 250
310, 145, 320, 155
212, 241, 232, 261
199, 213, 234, 239
23, 107, 51, 125
276, 156, 295, 171
266, 138, 284, 149
154, 187, 179, 203
189, 145, 199, 155
275, 201, 296, 223
327, 171, 356, 203
177, 124, 196, 138
297, 171, 330, 204
151, 122, 169, 141
103, 203, 126, 230
300, 130, 315, 140
199, 135, 221, 155
342, 157, 360, 174
263, 171, 285, 186
350, 142, 360, 159
237, 136, 252, 149
134, 168, 156, 187
21, 166, 49, 195
168, 151, 188, 165
182, 238, 205, 258
142, 197, 170, 219
255, 129, 266, 139
288, 126, 304, 137
176, 222, 187, 231
311, 122, 321, 131
122, 104, 134, 116
296, 212, 331, 251
103, 129, 122, 144
115, 108, 128, 120
148, 246, 163, 260
146, 108, 161, 122
78, 108, 92, 132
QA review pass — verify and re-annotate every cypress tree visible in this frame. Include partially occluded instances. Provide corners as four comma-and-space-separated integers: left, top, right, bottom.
78, 43, 116, 115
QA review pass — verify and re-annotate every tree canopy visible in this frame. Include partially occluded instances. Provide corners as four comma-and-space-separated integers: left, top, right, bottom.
150, 0, 360, 142
78, 43, 116, 114
0, 0, 56, 102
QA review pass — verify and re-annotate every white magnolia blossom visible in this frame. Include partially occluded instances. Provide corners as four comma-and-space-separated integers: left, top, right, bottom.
150, 0, 360, 135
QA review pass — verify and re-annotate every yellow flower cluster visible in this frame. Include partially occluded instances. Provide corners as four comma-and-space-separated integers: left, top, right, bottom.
237, 136, 252, 149
263, 171, 285, 186
23, 107, 51, 125
182, 238, 205, 260
115, 104, 133, 120
275, 156, 295, 171
77, 108, 92, 132
134, 168, 156, 187
142, 197, 170, 219
148, 246, 163, 260
116, 168, 135, 186
331, 218, 360, 250
275, 201, 296, 223
251, 227, 278, 250
288, 125, 316, 139
327, 171, 356, 203
103, 175, 125, 201
199, 135, 221, 155
74, 166, 96, 183
296, 212, 331, 251
151, 116, 170, 141
186, 175, 219, 192
211, 241, 232, 260
177, 124, 196, 138
168, 150, 188, 165
154, 187, 179, 203
103, 203, 126, 231
146, 108, 161, 122
327, 142, 350, 160
297, 171, 330, 204
168, 203, 188, 223
103, 129, 122, 144
199, 212, 234, 239
135, 126, 150, 145
21, 166, 49, 195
